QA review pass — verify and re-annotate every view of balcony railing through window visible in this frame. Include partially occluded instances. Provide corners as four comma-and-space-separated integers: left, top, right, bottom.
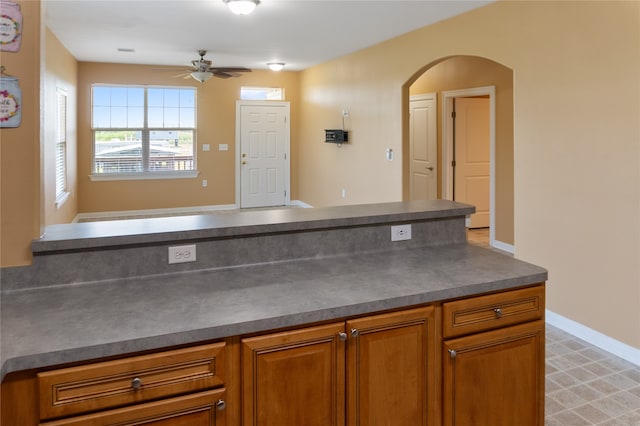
92, 86, 196, 177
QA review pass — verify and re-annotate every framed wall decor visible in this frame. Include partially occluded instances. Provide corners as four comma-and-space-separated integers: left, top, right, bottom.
0, 0, 22, 52
0, 68, 21, 127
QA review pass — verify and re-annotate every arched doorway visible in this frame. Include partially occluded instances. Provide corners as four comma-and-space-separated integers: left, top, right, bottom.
403, 56, 514, 251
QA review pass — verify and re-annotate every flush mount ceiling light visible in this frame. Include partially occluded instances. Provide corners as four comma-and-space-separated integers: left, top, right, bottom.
267, 62, 285, 71
190, 71, 214, 83
224, 0, 259, 15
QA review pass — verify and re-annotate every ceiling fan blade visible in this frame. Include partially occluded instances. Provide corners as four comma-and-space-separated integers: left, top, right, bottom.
212, 71, 233, 79
210, 67, 251, 73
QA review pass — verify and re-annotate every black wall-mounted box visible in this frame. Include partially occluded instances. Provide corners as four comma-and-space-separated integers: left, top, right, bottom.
325, 129, 349, 143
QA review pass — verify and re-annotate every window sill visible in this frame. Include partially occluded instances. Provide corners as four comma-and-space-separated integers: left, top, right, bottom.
55, 192, 70, 209
89, 171, 200, 182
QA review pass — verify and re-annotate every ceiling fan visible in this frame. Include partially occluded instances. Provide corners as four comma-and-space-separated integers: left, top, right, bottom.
173, 50, 252, 83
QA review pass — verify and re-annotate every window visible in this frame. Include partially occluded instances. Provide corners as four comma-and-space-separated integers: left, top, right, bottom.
91, 85, 196, 179
240, 86, 284, 101
55, 88, 69, 206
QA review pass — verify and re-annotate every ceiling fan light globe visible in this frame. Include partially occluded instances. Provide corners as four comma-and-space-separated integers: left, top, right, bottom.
191, 71, 214, 83
225, 0, 258, 15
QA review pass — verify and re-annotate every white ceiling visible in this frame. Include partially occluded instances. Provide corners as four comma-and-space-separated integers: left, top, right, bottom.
45, 0, 492, 71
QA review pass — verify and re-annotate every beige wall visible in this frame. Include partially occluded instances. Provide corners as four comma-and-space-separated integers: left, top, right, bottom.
0, 0, 41, 267
409, 56, 514, 245
298, 1, 639, 348
77, 63, 300, 213
43, 28, 78, 225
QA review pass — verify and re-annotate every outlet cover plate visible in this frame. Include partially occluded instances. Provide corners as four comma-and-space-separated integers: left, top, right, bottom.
391, 224, 412, 242
168, 244, 197, 264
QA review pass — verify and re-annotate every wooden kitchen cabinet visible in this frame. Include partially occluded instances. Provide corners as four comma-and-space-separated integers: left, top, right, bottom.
39, 388, 227, 425
346, 306, 436, 426
240, 306, 435, 426
442, 286, 545, 426
241, 322, 346, 426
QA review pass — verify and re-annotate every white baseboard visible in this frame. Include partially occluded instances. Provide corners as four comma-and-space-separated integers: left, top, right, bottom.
491, 239, 514, 254
290, 200, 313, 208
546, 309, 640, 367
73, 204, 237, 223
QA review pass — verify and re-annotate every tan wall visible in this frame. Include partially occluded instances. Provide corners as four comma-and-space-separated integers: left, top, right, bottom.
409, 56, 514, 245
76, 63, 300, 213
0, 0, 41, 267
43, 28, 78, 225
298, 1, 640, 348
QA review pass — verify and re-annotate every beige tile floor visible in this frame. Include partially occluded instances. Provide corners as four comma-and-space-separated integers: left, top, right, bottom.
467, 228, 640, 425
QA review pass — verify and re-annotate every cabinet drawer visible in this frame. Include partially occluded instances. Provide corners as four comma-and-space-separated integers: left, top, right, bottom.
39, 388, 226, 426
38, 342, 225, 420
442, 285, 544, 338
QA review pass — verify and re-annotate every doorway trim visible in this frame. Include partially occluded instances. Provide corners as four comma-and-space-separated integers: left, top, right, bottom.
234, 100, 291, 209
441, 86, 497, 248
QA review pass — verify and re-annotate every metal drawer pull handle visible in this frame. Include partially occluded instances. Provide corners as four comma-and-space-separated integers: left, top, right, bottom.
131, 377, 142, 390
494, 308, 503, 318
448, 349, 457, 358
216, 399, 226, 411
350, 328, 360, 338
338, 332, 347, 341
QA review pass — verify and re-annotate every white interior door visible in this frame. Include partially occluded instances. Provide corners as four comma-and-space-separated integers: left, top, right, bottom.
237, 102, 290, 208
409, 94, 437, 200
454, 97, 490, 228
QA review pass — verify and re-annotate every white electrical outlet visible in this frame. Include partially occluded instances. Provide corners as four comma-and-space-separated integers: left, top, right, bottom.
391, 224, 412, 242
168, 244, 197, 264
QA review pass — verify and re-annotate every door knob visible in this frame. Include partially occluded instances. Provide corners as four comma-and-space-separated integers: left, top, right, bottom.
426, 166, 434, 171
241, 161, 247, 165
242, 153, 247, 158
338, 332, 347, 341
350, 328, 360, 338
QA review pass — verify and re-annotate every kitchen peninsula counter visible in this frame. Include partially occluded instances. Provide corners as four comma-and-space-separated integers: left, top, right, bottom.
1, 201, 547, 380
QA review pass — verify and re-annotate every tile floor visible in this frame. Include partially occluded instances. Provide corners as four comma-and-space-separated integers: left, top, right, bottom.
545, 325, 640, 425
467, 228, 640, 425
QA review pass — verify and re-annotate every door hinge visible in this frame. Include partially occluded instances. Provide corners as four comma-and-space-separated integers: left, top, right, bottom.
451, 111, 456, 119
452, 160, 456, 167
284, 153, 287, 160
284, 190, 287, 197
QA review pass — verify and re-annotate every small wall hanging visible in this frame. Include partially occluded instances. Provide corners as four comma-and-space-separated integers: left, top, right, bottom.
0, 0, 22, 52
0, 66, 21, 127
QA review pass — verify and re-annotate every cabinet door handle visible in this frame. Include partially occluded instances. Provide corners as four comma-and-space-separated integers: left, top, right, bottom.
350, 328, 360, 338
493, 308, 503, 318
216, 399, 226, 411
131, 377, 142, 390
448, 349, 457, 358
338, 332, 347, 341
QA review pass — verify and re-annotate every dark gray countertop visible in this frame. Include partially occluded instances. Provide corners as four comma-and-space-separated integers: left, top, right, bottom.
32, 200, 475, 253
1, 243, 547, 379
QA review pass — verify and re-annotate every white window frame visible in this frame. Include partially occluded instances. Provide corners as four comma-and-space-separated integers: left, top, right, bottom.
240, 86, 285, 101
55, 88, 70, 207
90, 84, 198, 181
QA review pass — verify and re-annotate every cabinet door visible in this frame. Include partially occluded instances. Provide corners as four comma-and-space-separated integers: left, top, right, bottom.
443, 320, 545, 426
241, 323, 346, 426
346, 306, 435, 426
39, 388, 226, 426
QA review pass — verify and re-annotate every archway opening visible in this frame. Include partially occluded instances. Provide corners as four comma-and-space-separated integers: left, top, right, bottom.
402, 56, 514, 251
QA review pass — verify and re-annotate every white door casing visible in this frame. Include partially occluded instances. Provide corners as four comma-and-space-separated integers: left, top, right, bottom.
236, 101, 290, 208
409, 94, 437, 201
454, 97, 490, 228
